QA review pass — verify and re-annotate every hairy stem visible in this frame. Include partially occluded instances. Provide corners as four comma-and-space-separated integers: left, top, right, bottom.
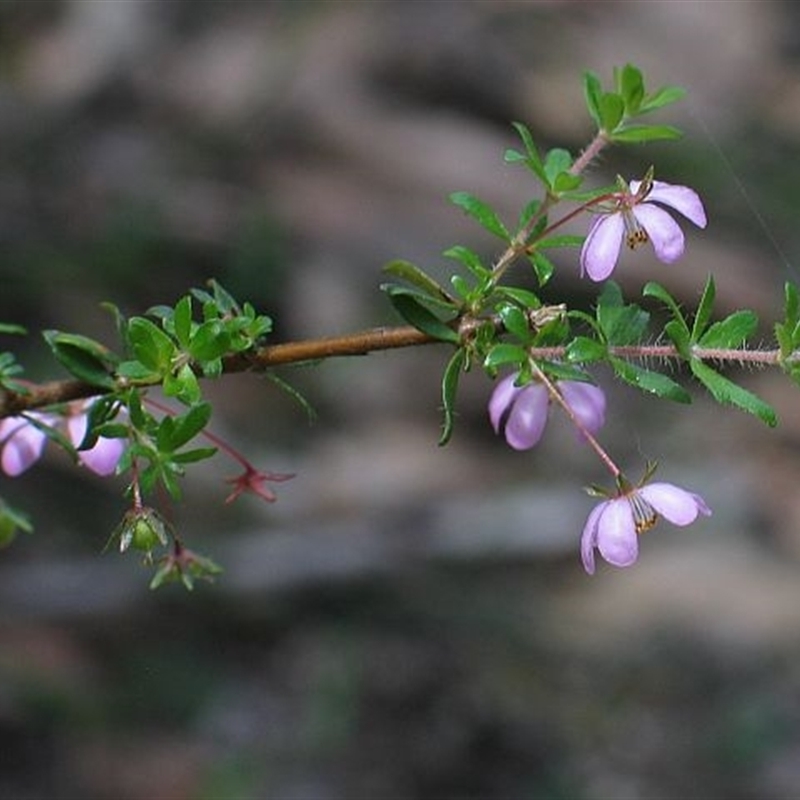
0, 326, 787, 419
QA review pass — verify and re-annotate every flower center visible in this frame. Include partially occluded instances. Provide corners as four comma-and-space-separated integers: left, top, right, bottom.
627, 490, 658, 534
622, 209, 649, 250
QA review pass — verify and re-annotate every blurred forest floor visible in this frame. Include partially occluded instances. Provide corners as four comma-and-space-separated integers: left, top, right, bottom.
3, 1, 800, 798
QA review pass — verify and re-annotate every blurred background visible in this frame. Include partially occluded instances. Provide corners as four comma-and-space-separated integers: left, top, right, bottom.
2, 1, 800, 797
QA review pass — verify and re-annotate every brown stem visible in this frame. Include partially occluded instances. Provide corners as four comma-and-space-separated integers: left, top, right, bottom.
0, 324, 440, 418
0, 323, 788, 419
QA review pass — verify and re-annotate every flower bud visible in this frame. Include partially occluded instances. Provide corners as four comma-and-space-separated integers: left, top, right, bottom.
115, 507, 169, 555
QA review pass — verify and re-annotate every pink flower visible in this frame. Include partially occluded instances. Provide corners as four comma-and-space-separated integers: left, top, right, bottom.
489, 372, 605, 450
66, 407, 126, 477
0, 413, 56, 476
581, 481, 711, 574
580, 177, 707, 281
0, 401, 126, 478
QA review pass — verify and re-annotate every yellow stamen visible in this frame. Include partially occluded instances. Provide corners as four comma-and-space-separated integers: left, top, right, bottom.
623, 209, 649, 250
628, 491, 658, 534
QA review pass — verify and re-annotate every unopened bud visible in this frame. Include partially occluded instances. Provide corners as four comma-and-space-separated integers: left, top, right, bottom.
115, 507, 169, 555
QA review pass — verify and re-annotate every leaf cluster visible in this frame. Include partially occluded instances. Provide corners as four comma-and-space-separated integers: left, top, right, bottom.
583, 63, 686, 143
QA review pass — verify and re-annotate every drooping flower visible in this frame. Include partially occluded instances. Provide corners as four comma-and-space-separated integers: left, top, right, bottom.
224, 464, 295, 504
581, 480, 711, 575
580, 176, 707, 282
66, 405, 126, 477
489, 372, 606, 450
0, 401, 126, 478
0, 413, 56, 476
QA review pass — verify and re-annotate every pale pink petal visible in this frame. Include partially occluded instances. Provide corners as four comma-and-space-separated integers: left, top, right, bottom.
581, 214, 625, 281
643, 181, 707, 228
639, 482, 712, 525
596, 498, 639, 567
633, 204, 685, 263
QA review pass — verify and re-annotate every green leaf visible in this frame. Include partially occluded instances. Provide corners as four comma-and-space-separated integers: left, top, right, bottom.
610, 357, 691, 403
699, 310, 758, 349
442, 245, 491, 280
775, 282, 800, 358
786, 281, 800, 325
566, 336, 607, 364
643, 281, 690, 337
450, 274, 472, 302
191, 279, 241, 317
189, 320, 230, 362
385, 288, 460, 343
173, 295, 193, 348
494, 286, 541, 309
42, 330, 118, 389
639, 85, 686, 113
449, 191, 509, 241
553, 172, 583, 193
0, 351, 25, 394
664, 319, 692, 357
691, 275, 716, 342
0, 323, 26, 336
383, 259, 454, 302
163, 362, 201, 405
172, 446, 217, 464
537, 235, 585, 250
156, 402, 212, 453
504, 147, 526, 165
542, 148, 574, 187
497, 304, 532, 342
599, 93, 625, 131
117, 360, 162, 383
507, 121, 547, 183
526, 250, 555, 287
483, 343, 528, 371
516, 199, 544, 238
596, 282, 650, 345
617, 63, 645, 114
583, 70, 604, 128
0, 498, 32, 548
609, 125, 683, 143
690, 359, 777, 426
439, 348, 467, 446
127, 317, 176, 373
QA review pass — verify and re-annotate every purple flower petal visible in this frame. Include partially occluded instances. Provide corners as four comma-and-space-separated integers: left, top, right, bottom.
66, 413, 88, 448
488, 372, 523, 433
79, 437, 125, 476
581, 213, 625, 281
0, 418, 48, 476
67, 408, 125, 476
596, 498, 639, 567
580, 501, 606, 575
643, 181, 707, 229
633, 204, 685, 263
504, 383, 549, 450
639, 482, 712, 525
558, 381, 606, 438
